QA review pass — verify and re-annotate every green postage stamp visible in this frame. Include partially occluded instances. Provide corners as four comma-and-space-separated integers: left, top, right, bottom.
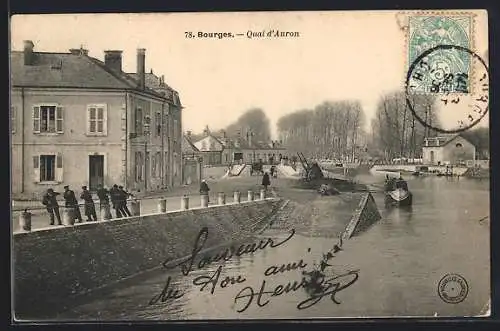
406, 13, 474, 94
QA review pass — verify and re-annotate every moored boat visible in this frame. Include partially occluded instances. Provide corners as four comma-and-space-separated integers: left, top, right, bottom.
384, 176, 413, 207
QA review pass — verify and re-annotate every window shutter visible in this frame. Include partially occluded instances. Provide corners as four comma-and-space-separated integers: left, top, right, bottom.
102, 105, 108, 136
86, 107, 92, 134
55, 153, 63, 182
56, 106, 64, 133
33, 155, 40, 183
11, 106, 16, 134
33, 106, 40, 133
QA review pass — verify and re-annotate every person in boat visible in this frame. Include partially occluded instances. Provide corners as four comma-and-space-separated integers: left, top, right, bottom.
384, 175, 396, 191
395, 175, 409, 191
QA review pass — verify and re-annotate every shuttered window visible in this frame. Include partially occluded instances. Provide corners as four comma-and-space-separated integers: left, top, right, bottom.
11, 106, 16, 134
87, 104, 108, 135
33, 105, 64, 133
33, 154, 63, 183
135, 107, 143, 135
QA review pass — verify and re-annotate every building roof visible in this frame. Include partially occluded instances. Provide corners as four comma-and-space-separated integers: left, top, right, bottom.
182, 135, 200, 153
423, 134, 474, 148
10, 50, 179, 103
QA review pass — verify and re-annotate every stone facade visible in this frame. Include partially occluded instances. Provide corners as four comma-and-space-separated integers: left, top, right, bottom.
10, 42, 183, 198
422, 135, 476, 166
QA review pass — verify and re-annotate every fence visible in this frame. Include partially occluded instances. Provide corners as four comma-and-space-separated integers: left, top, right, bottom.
13, 188, 274, 232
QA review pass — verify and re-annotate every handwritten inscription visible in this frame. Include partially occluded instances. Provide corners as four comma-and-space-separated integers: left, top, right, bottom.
149, 276, 184, 305
233, 270, 359, 312
193, 265, 246, 294
264, 259, 307, 277
162, 227, 296, 276
150, 227, 359, 313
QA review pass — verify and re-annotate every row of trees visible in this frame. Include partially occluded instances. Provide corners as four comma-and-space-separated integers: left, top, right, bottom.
190, 91, 488, 162
277, 101, 365, 161
369, 91, 438, 161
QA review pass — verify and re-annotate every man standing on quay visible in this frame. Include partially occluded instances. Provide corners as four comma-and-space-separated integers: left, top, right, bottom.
41, 188, 62, 225
96, 184, 112, 219
81, 186, 98, 222
63, 185, 83, 223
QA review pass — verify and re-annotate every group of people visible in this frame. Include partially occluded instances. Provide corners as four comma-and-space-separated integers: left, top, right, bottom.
41, 184, 134, 225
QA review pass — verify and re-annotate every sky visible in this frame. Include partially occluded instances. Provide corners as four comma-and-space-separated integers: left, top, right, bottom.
11, 11, 488, 139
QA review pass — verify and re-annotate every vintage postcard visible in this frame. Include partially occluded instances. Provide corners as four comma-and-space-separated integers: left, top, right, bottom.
10, 10, 490, 321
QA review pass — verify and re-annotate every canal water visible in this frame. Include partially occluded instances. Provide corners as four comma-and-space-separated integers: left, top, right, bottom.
55, 173, 490, 321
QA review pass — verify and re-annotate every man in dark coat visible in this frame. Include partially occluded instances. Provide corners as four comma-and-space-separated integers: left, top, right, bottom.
80, 186, 98, 222
109, 184, 123, 218
41, 188, 62, 225
63, 185, 83, 223
262, 172, 271, 191
118, 186, 132, 217
96, 184, 110, 206
200, 179, 210, 203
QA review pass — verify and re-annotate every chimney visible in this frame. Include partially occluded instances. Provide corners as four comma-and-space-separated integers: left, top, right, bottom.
104, 50, 123, 72
70, 47, 88, 56
248, 132, 253, 147
137, 48, 146, 90
23, 40, 35, 65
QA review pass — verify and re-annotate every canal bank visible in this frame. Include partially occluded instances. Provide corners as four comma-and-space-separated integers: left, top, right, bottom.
14, 175, 490, 320
13, 198, 283, 319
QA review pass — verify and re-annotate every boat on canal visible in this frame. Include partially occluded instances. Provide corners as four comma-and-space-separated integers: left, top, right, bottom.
384, 175, 413, 207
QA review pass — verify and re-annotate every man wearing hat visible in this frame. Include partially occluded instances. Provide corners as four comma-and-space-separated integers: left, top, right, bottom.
63, 185, 83, 223
41, 188, 62, 225
118, 186, 132, 217
199, 179, 210, 203
80, 186, 97, 222
109, 184, 123, 218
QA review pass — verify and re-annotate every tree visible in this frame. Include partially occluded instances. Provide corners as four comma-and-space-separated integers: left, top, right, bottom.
277, 100, 365, 161
461, 127, 489, 159
225, 108, 271, 143
370, 91, 439, 161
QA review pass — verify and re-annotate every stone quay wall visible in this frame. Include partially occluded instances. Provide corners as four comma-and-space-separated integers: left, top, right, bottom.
13, 198, 282, 318
343, 192, 381, 239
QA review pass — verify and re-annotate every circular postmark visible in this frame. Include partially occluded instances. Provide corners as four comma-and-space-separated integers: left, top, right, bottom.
405, 44, 489, 134
437, 273, 469, 304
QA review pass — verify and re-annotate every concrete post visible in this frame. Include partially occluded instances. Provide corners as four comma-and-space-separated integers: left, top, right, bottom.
130, 199, 141, 216
100, 203, 112, 221
63, 207, 75, 226
247, 190, 254, 202
19, 210, 32, 231
260, 189, 266, 200
233, 191, 241, 204
181, 195, 189, 210
158, 198, 167, 213
201, 194, 209, 208
218, 192, 226, 205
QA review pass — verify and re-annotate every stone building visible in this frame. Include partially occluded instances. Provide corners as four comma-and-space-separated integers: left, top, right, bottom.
186, 126, 286, 166
10, 41, 183, 198
422, 134, 476, 166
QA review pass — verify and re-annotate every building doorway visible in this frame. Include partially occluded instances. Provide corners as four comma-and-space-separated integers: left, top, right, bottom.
89, 155, 104, 191
430, 151, 435, 164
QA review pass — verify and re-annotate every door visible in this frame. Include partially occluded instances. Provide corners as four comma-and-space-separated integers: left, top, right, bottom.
89, 155, 104, 191
234, 152, 243, 162
430, 151, 435, 164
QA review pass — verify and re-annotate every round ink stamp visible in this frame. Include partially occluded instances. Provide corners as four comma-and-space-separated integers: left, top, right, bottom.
405, 44, 489, 134
437, 273, 469, 304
